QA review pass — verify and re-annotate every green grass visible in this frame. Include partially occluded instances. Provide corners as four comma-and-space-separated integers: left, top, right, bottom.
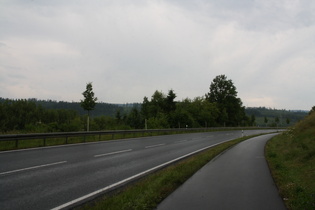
76, 135, 258, 210
266, 112, 315, 210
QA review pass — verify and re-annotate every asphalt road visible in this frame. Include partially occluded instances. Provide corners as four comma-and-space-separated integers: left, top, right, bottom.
0, 129, 278, 210
157, 133, 286, 210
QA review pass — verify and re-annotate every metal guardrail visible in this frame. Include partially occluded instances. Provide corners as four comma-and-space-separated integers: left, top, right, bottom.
0, 127, 274, 149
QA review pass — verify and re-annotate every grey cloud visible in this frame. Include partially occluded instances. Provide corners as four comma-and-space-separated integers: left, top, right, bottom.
0, 0, 314, 110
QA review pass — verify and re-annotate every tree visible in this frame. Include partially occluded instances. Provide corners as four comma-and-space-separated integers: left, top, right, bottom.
250, 114, 256, 126
206, 75, 245, 126
126, 108, 142, 129
180, 97, 219, 127
141, 96, 150, 119
165, 89, 177, 114
140, 90, 176, 128
115, 109, 122, 123
275, 116, 280, 127
264, 116, 268, 127
309, 106, 315, 115
150, 90, 165, 117
80, 82, 97, 131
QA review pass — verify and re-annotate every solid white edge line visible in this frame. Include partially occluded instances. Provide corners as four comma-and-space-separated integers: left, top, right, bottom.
145, 143, 165, 149
51, 139, 233, 210
0, 161, 67, 175
94, 149, 132, 157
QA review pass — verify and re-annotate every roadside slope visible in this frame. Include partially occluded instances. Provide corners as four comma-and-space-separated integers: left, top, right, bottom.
266, 112, 315, 209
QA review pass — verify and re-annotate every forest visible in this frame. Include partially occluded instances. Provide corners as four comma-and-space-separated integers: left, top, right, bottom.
0, 75, 308, 134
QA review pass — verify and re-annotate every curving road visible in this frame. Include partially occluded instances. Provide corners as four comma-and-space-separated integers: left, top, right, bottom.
0, 129, 278, 210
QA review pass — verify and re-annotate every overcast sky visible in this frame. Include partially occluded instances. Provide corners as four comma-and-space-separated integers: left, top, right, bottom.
1, 0, 314, 110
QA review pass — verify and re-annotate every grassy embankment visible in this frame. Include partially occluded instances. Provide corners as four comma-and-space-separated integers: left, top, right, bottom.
266, 112, 315, 209
77, 134, 263, 210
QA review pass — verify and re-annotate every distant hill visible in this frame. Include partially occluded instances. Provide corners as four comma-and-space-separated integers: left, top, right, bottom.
0, 98, 141, 118
34, 99, 141, 118
245, 107, 308, 127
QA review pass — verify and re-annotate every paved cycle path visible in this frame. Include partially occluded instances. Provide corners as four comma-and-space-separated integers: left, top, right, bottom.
157, 133, 286, 210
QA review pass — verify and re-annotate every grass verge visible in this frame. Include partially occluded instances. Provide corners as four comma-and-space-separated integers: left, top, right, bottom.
76, 135, 261, 210
266, 112, 315, 210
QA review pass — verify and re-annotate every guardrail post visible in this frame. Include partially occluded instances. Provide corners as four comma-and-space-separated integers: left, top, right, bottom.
43, 138, 46, 146
15, 139, 18, 148
66, 136, 68, 144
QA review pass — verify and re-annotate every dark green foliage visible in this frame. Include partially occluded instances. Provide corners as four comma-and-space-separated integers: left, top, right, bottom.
80, 82, 98, 131
0, 99, 81, 133
115, 110, 122, 122
275, 116, 280, 126
31, 99, 138, 118
250, 114, 256, 126
2, 74, 307, 133
141, 90, 175, 128
165, 89, 177, 114
309, 106, 315, 115
206, 75, 247, 126
0, 75, 257, 133
245, 107, 307, 127
206, 75, 237, 103
140, 90, 220, 129
174, 97, 219, 128
264, 116, 269, 125
80, 82, 98, 112
91, 116, 131, 130
141, 87, 225, 128
126, 108, 143, 129
0, 97, 139, 133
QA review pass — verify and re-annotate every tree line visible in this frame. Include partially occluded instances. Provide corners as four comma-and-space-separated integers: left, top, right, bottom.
132, 75, 249, 129
0, 75, 308, 133
245, 107, 307, 126
30, 99, 139, 117
0, 99, 79, 133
